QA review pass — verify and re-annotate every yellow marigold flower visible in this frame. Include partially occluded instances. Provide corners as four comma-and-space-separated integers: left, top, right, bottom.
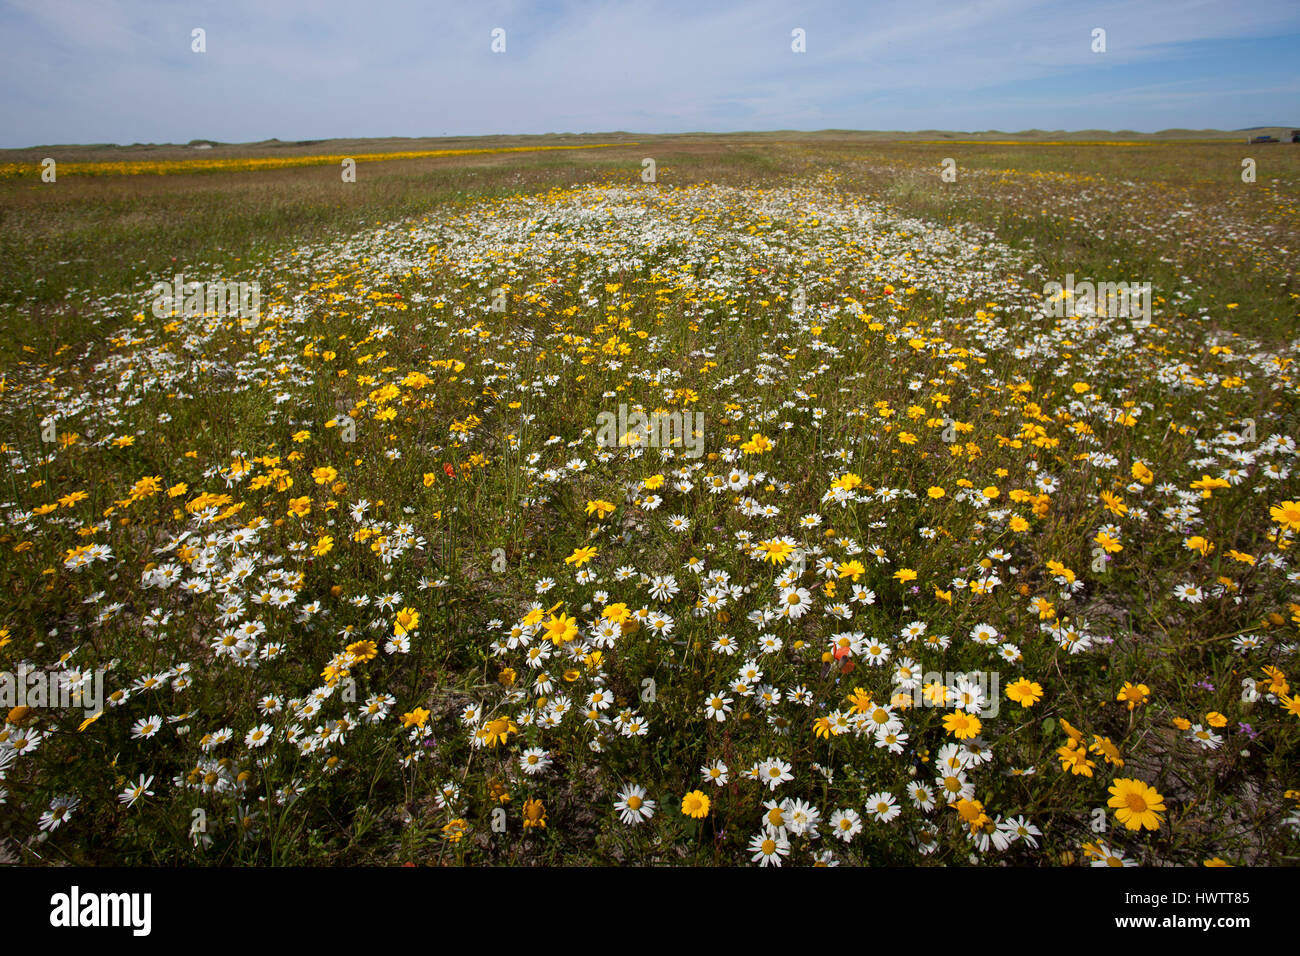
847, 687, 873, 714
1116, 682, 1150, 709
522, 798, 547, 828
953, 798, 989, 831
312, 535, 334, 557
1045, 560, 1075, 584
1090, 735, 1124, 767
442, 818, 468, 842
1131, 461, 1154, 484
601, 603, 631, 624
740, 433, 773, 454
921, 682, 948, 707
1191, 475, 1230, 496
346, 640, 378, 663
401, 707, 430, 729
321, 662, 349, 685
544, 613, 579, 645
1094, 531, 1123, 553
1271, 501, 1300, 532
830, 472, 862, 491
287, 496, 311, 518
893, 568, 917, 583
927, 486, 945, 499
1059, 718, 1086, 743
836, 559, 865, 581
1206, 711, 1228, 728
585, 499, 616, 519
1006, 678, 1043, 707
483, 716, 518, 747
942, 711, 981, 739
1057, 740, 1096, 776
394, 607, 420, 636
681, 790, 711, 819
1099, 490, 1128, 516
1108, 778, 1166, 831
129, 475, 163, 500
1184, 535, 1213, 557
565, 545, 597, 567
1262, 665, 1289, 696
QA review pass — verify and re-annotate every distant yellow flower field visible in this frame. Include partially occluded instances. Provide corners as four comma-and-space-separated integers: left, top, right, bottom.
0, 142, 632, 179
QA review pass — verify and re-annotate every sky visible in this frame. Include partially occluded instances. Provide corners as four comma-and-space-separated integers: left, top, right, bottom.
2, 0, 1298, 147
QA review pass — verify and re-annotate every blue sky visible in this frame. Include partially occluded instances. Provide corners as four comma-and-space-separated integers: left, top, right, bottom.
2, 0, 1297, 147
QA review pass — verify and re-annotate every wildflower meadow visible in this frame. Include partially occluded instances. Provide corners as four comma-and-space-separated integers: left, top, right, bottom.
2, 134, 1297, 871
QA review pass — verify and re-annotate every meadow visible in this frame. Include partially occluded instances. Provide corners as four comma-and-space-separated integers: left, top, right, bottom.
0, 133, 1297, 866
